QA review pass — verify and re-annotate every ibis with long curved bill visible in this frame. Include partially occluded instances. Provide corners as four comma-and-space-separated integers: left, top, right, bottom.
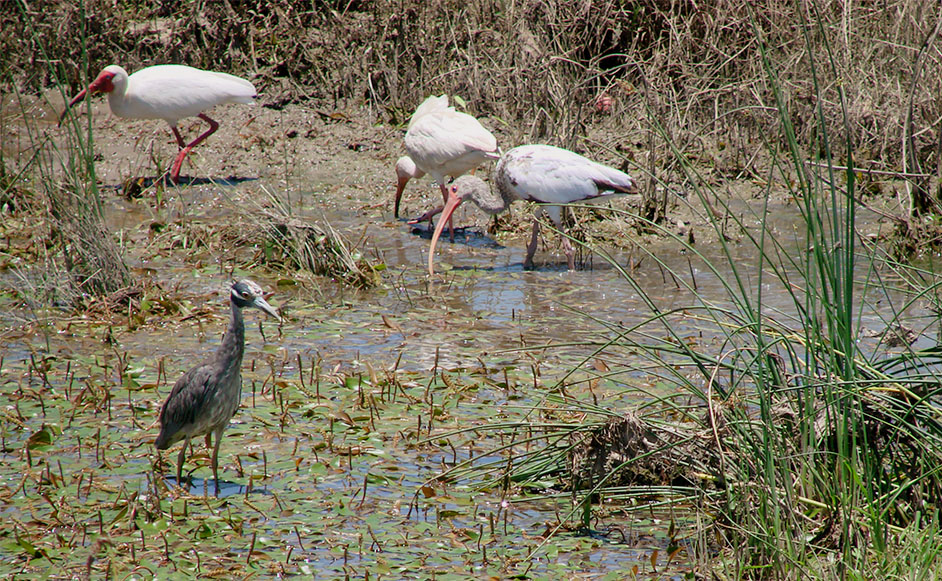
60, 64, 257, 183
427, 144, 638, 275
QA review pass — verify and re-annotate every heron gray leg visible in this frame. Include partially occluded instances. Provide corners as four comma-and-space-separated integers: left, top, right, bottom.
211, 426, 225, 486
175, 435, 190, 485
525, 219, 541, 269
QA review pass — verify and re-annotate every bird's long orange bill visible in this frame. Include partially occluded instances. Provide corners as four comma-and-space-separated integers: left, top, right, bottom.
427, 192, 464, 275
59, 70, 116, 126
393, 175, 408, 218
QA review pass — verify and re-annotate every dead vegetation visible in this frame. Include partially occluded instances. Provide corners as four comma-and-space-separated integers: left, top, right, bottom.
568, 411, 695, 489
6, 1, 941, 173
252, 207, 382, 289
9, 129, 132, 308
45, 178, 131, 302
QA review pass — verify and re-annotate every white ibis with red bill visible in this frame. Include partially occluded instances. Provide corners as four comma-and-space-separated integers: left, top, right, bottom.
427, 144, 638, 275
394, 95, 500, 229
59, 64, 257, 183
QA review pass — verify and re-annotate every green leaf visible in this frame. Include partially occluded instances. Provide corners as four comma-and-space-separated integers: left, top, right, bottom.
26, 425, 55, 449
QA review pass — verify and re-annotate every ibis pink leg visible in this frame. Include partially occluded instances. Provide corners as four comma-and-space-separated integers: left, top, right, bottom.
169, 113, 220, 183
410, 205, 444, 224
563, 236, 575, 270
170, 126, 187, 149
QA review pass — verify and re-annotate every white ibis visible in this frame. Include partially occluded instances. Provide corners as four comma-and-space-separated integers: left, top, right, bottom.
393, 94, 449, 218
393, 95, 500, 230
59, 64, 257, 183
427, 144, 638, 275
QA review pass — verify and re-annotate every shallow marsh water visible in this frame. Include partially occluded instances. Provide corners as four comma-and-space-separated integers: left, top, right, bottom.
0, 98, 923, 578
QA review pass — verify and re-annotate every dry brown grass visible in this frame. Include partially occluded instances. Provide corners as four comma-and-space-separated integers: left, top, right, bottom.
5, 1, 942, 225
4, 2, 937, 158
12, 103, 133, 307
244, 190, 381, 289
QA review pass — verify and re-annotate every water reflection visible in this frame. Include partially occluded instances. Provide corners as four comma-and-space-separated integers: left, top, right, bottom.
161, 476, 272, 498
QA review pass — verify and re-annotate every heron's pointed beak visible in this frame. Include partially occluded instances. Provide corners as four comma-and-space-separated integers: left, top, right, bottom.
427, 191, 464, 276
253, 297, 282, 322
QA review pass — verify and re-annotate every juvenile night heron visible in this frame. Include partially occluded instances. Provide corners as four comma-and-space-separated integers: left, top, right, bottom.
155, 280, 280, 488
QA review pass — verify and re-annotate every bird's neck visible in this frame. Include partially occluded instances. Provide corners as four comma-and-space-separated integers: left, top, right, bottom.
463, 169, 516, 216
106, 78, 130, 116
215, 301, 245, 374
470, 192, 508, 214
495, 177, 517, 213
473, 166, 516, 215
107, 91, 129, 117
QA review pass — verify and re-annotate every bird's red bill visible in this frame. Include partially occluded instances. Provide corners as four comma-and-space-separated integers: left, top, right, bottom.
427, 192, 465, 275
59, 70, 117, 126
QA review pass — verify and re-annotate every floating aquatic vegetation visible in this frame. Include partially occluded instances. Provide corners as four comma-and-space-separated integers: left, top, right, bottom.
0, 325, 674, 579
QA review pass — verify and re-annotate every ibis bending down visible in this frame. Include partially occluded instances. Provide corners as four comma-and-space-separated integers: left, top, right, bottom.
59, 64, 257, 183
155, 280, 280, 489
427, 144, 638, 275
394, 95, 500, 232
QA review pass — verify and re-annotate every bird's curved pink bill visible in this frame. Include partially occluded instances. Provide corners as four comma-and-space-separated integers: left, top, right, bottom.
394, 171, 410, 218
427, 185, 466, 276
59, 69, 117, 126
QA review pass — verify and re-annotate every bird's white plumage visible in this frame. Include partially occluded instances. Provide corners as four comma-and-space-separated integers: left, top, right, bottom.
498, 144, 636, 209
104, 64, 257, 124
404, 106, 499, 183
394, 94, 499, 219
407, 94, 449, 130
426, 143, 638, 274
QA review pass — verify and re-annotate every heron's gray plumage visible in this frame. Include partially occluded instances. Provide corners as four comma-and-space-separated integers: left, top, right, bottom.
155, 280, 280, 488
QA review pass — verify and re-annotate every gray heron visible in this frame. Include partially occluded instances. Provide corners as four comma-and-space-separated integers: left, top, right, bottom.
155, 280, 280, 489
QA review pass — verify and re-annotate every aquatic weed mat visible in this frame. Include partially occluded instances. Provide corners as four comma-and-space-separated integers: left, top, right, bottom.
0, 322, 683, 578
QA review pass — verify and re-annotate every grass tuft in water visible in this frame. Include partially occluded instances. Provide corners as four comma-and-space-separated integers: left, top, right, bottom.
250, 188, 382, 289
11, 0, 131, 308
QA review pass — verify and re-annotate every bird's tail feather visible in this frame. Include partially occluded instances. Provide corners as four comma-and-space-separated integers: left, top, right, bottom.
595, 178, 639, 195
